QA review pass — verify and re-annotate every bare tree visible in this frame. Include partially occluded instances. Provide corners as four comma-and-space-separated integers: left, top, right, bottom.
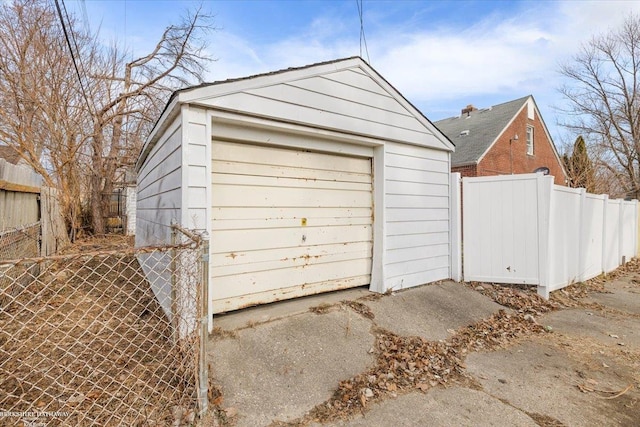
0, 0, 91, 236
0, 0, 214, 236
85, 6, 213, 233
559, 14, 640, 199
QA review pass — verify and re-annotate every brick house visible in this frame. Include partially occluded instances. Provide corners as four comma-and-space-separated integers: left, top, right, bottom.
435, 95, 567, 185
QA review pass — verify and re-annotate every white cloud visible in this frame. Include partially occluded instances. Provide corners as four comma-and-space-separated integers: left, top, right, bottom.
199, 0, 640, 140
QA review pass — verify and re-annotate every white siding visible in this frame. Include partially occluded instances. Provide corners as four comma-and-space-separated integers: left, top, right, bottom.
182, 106, 210, 230
136, 115, 183, 245
135, 115, 183, 319
210, 140, 373, 312
192, 67, 446, 149
384, 142, 450, 290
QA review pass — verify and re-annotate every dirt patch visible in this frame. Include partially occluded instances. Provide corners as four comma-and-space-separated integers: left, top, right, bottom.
525, 412, 566, 427
211, 326, 239, 340
341, 300, 375, 319
59, 234, 134, 254
309, 302, 337, 315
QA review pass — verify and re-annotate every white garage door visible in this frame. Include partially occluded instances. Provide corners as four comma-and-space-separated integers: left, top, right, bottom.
211, 140, 373, 313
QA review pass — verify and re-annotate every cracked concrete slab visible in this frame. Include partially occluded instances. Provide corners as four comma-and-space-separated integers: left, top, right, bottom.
541, 309, 640, 351
325, 388, 538, 427
584, 277, 640, 316
208, 308, 375, 427
367, 281, 505, 340
465, 340, 640, 427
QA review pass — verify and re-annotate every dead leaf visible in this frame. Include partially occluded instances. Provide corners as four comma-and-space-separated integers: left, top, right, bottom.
416, 383, 429, 392
386, 383, 397, 392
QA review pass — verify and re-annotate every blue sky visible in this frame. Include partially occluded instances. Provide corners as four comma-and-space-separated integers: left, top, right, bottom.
69, 0, 640, 152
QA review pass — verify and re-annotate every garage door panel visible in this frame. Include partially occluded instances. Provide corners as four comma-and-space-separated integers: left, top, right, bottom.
213, 275, 371, 313
212, 185, 371, 208
212, 215, 372, 231
211, 140, 373, 312
213, 172, 372, 191
212, 206, 372, 221
213, 225, 372, 253
213, 140, 371, 174
213, 245, 373, 277
213, 161, 372, 183
212, 258, 373, 300
212, 241, 373, 268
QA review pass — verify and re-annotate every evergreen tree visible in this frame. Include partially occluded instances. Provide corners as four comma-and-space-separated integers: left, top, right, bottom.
567, 136, 595, 192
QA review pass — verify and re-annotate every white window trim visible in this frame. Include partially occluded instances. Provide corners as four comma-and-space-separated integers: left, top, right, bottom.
526, 125, 534, 155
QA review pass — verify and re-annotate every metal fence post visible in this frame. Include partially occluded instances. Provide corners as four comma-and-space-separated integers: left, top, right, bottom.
198, 230, 210, 416
170, 220, 178, 345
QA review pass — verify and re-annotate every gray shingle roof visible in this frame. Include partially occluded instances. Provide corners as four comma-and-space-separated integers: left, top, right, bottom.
434, 96, 529, 166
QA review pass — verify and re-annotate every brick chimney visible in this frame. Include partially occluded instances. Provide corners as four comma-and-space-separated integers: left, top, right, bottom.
461, 104, 477, 117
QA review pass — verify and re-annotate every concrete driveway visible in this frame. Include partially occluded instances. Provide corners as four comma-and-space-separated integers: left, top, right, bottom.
206, 270, 640, 427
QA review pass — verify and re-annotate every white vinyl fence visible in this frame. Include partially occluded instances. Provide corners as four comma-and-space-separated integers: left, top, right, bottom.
462, 173, 638, 298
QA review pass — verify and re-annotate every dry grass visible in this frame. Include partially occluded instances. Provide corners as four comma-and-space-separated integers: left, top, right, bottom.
0, 237, 200, 426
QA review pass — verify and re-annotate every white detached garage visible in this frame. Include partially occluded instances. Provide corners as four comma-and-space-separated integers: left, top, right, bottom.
135, 57, 455, 319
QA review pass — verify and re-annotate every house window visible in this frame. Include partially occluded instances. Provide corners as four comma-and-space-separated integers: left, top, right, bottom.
526, 125, 534, 155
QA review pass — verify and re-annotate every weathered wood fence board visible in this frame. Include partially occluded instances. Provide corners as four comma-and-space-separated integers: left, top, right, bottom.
40, 187, 70, 256
0, 159, 41, 232
0, 158, 68, 256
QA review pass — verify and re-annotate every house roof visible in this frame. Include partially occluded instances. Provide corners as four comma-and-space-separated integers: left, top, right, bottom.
0, 145, 24, 165
434, 96, 530, 166
138, 56, 454, 171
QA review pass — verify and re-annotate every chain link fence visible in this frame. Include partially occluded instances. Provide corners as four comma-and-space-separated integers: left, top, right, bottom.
0, 222, 40, 261
0, 227, 209, 426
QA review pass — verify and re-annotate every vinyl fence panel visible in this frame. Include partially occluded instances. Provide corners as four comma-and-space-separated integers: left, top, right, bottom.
462, 173, 638, 299
463, 174, 541, 285
603, 199, 621, 273
621, 200, 638, 262
547, 186, 582, 292
579, 193, 606, 282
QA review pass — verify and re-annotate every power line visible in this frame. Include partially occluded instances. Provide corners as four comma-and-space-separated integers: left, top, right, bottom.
356, 0, 370, 64
54, 0, 94, 116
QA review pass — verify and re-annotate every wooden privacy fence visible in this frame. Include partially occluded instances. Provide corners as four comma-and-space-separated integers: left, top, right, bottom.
460, 173, 638, 299
0, 158, 41, 232
0, 158, 68, 257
